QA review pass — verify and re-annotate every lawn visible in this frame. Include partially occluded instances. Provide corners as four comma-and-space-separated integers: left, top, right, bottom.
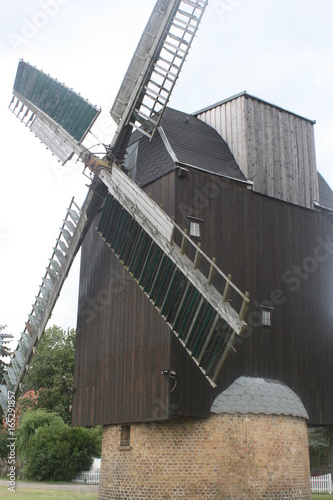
312, 495, 331, 499
0, 485, 97, 500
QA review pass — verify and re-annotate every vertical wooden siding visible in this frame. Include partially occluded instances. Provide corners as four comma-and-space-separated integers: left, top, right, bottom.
175, 169, 333, 425
196, 95, 319, 209
73, 171, 211, 426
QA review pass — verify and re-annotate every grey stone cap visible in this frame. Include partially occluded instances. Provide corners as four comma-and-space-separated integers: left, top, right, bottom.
211, 377, 309, 419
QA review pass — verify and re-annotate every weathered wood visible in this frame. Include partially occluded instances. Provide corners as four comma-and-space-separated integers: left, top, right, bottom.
196, 93, 319, 209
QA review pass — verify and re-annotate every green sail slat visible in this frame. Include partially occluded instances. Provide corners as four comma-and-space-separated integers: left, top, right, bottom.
154, 261, 176, 308
191, 305, 215, 357
140, 246, 163, 294
103, 200, 122, 244
121, 222, 141, 266
109, 208, 127, 249
113, 210, 132, 255
149, 255, 169, 301
177, 289, 201, 340
118, 218, 137, 262
172, 283, 195, 333
184, 298, 209, 350
132, 234, 153, 280
97, 194, 113, 234
161, 269, 183, 316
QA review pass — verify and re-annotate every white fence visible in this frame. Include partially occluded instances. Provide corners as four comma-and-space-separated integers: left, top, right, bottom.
311, 473, 332, 494
73, 469, 100, 485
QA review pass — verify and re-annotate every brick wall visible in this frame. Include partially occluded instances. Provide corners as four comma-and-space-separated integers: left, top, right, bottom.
99, 413, 311, 499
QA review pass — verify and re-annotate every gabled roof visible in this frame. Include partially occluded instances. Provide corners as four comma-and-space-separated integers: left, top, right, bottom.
129, 107, 246, 186
193, 91, 316, 125
318, 172, 333, 211
127, 105, 333, 211
211, 377, 309, 419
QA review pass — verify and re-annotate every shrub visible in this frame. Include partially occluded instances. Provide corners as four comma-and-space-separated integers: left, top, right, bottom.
17, 409, 101, 481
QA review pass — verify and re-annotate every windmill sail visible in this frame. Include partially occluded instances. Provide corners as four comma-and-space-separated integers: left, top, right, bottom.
0, 185, 106, 412
3, 0, 251, 416
110, 0, 209, 161
9, 60, 100, 164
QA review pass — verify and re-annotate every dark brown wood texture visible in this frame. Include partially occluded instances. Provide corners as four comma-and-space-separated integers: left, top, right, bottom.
72, 168, 333, 427
72, 215, 172, 426
175, 168, 333, 425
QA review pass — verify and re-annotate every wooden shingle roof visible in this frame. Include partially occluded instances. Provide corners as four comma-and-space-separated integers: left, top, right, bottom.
129, 107, 246, 186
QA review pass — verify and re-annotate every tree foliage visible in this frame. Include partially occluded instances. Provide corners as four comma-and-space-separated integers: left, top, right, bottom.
0, 429, 8, 461
17, 409, 102, 481
21, 325, 75, 423
308, 427, 330, 474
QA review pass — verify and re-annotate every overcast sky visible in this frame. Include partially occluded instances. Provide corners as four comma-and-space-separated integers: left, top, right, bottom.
0, 0, 332, 344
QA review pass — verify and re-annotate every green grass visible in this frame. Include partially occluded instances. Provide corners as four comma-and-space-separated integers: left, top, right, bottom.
0, 485, 97, 499
312, 495, 331, 499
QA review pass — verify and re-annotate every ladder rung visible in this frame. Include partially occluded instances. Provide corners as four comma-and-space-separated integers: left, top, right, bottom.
181, 0, 206, 10
172, 19, 196, 36
177, 8, 200, 21
148, 79, 170, 94
166, 32, 190, 47
152, 68, 175, 83
144, 86, 168, 101
163, 40, 187, 55
158, 56, 182, 71
143, 94, 166, 110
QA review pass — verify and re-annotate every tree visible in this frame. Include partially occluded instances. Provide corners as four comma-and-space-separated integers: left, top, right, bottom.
16, 409, 102, 481
21, 325, 75, 423
308, 427, 330, 474
0, 429, 8, 461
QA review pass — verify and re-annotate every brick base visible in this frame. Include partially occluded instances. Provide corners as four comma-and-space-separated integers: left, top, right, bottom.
99, 414, 311, 499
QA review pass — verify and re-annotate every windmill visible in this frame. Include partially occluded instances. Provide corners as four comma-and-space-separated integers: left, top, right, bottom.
1, 0, 250, 416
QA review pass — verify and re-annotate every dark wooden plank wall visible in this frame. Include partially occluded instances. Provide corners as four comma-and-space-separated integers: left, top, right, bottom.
175, 168, 333, 425
73, 213, 173, 427
72, 173, 179, 427
73, 166, 333, 427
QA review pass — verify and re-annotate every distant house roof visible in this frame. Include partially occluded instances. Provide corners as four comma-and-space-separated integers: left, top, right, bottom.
128, 107, 247, 186
211, 377, 309, 419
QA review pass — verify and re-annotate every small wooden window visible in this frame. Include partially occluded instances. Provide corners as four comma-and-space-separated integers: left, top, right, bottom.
262, 309, 272, 327
120, 425, 131, 449
190, 221, 200, 238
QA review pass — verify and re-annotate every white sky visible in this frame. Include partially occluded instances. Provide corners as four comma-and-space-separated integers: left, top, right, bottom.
0, 0, 332, 344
